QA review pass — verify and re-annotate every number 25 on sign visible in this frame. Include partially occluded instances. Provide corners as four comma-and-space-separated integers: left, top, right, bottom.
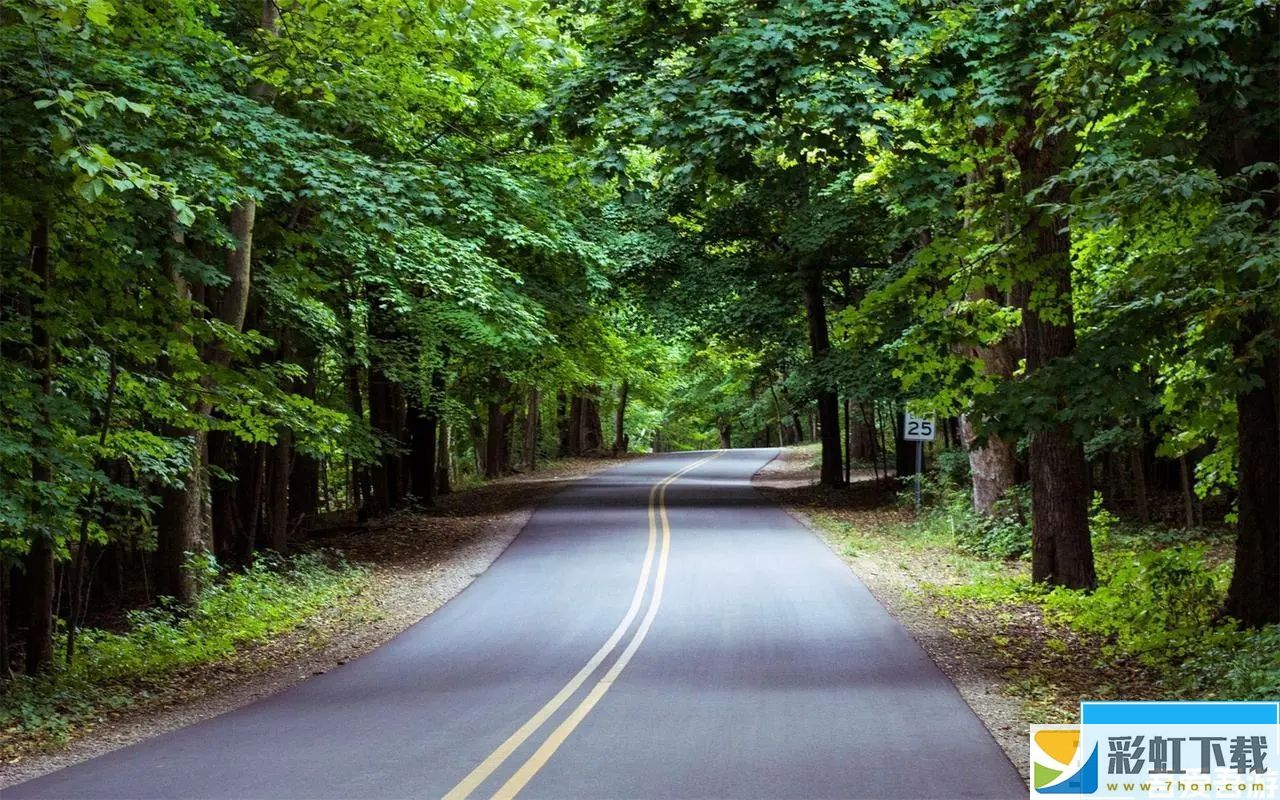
903, 412, 935, 442
903, 411, 934, 509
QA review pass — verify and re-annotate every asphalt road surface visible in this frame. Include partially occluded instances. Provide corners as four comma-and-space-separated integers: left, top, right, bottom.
9, 448, 1025, 800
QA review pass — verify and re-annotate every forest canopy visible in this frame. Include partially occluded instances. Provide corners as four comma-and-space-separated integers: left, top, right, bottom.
1, 0, 1276, 680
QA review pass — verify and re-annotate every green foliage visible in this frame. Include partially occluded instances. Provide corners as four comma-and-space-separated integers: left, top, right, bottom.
0, 551, 367, 750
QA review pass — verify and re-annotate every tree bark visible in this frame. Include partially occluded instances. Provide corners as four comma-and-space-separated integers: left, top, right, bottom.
156, 224, 205, 602
612, 381, 628, 455
567, 395, 583, 456
262, 431, 291, 552
524, 387, 541, 469
801, 265, 843, 487
959, 415, 1016, 515
556, 391, 570, 456
1017, 134, 1095, 590
406, 394, 438, 505
719, 424, 732, 449
436, 417, 452, 495
1224, 313, 1280, 626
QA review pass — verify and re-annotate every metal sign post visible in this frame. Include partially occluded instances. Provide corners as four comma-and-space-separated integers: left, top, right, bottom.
902, 411, 936, 510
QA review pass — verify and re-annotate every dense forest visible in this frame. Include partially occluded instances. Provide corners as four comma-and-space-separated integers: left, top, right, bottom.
1, 0, 1276, 692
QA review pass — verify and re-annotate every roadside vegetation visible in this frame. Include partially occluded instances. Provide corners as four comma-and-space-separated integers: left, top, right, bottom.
780, 445, 1280, 722
1, 552, 368, 757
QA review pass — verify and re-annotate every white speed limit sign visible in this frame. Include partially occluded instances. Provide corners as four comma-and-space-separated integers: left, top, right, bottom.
903, 412, 936, 442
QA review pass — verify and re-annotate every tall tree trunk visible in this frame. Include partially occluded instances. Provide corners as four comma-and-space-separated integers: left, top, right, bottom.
581, 392, 603, 453
843, 396, 852, 483
367, 360, 399, 514
484, 400, 503, 478
1017, 135, 1095, 590
262, 431, 291, 552
344, 360, 371, 521
406, 394, 438, 506
801, 265, 843, 487
233, 441, 266, 562
524, 388, 541, 469
612, 381, 628, 455
23, 216, 55, 674
436, 417, 452, 495
287, 365, 320, 536
719, 424, 732, 449
556, 391, 571, 456
1224, 313, 1280, 626
567, 395, 584, 456
156, 224, 205, 602
1209, 44, 1280, 624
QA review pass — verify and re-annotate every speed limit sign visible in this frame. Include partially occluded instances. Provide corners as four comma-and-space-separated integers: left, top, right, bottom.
903, 412, 936, 442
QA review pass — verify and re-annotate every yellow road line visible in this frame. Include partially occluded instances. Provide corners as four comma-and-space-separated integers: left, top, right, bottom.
442, 451, 723, 800
491, 450, 723, 800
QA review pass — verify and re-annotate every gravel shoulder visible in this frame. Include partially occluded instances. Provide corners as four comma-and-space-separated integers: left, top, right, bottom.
752, 446, 1034, 780
0, 456, 633, 788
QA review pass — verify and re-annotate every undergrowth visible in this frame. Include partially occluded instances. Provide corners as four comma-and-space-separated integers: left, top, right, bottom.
1, 551, 369, 755
887, 459, 1280, 702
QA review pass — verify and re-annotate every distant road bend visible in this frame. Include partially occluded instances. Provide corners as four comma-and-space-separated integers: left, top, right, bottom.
10, 448, 1025, 800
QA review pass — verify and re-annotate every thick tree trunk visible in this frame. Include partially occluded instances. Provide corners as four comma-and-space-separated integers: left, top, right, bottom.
1224, 313, 1280, 626
262, 432, 291, 552
221, 202, 255, 335
287, 367, 320, 536
406, 395, 438, 505
485, 397, 505, 479
344, 361, 371, 520
233, 440, 266, 562
719, 425, 732, 449
567, 395, 583, 456
436, 418, 452, 495
1015, 132, 1095, 590
155, 220, 208, 602
524, 388, 541, 469
156, 430, 204, 601
581, 392, 603, 453
612, 381, 628, 455
801, 266, 843, 487
367, 362, 399, 514
556, 391, 570, 457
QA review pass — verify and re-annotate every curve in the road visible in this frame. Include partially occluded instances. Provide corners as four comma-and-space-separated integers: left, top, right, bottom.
8, 448, 1025, 800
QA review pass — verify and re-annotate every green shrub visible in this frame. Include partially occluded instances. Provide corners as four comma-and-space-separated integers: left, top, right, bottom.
0, 551, 368, 752
1041, 546, 1226, 663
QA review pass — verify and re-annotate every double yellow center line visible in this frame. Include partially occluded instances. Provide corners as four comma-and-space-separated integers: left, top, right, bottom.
443, 451, 724, 800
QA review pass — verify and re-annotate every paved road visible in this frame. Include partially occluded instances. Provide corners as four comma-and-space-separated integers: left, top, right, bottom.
9, 449, 1025, 800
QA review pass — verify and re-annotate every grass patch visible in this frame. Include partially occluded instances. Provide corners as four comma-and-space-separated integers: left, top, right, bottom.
1, 551, 369, 756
